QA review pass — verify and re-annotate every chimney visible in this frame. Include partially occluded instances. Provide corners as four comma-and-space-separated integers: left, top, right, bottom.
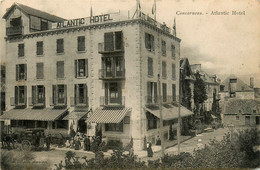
250, 77, 254, 88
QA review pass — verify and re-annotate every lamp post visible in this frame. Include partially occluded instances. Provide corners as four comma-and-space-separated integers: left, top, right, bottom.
177, 68, 183, 154
158, 74, 164, 156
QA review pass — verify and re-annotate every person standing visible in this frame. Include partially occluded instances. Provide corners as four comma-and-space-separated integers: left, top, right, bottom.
147, 142, 153, 157
46, 134, 51, 151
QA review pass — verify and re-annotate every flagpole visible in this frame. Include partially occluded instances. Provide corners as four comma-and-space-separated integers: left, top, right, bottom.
90, 0, 93, 17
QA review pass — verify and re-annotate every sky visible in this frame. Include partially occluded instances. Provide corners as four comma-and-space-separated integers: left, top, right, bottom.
0, 0, 260, 87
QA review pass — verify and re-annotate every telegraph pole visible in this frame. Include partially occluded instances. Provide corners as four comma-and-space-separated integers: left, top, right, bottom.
158, 74, 164, 156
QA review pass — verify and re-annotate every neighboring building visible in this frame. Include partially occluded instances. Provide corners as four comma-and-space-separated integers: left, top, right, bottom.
0, 65, 5, 114
190, 64, 220, 112
180, 58, 195, 110
219, 75, 255, 110
0, 3, 193, 151
222, 99, 260, 127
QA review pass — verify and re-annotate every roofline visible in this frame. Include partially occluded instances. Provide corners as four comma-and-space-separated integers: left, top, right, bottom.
5, 18, 181, 42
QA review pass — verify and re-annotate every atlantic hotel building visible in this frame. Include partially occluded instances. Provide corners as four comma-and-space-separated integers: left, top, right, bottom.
1, 3, 192, 150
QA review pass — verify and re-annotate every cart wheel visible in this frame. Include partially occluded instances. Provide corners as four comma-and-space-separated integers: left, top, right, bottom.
13, 140, 19, 149
21, 140, 31, 151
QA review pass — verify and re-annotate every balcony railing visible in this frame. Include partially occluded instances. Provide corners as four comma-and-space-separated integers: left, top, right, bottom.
6, 26, 23, 36
50, 97, 67, 107
98, 42, 124, 54
10, 97, 26, 107
100, 96, 125, 107
146, 96, 158, 105
70, 97, 88, 107
99, 69, 125, 80
28, 97, 45, 107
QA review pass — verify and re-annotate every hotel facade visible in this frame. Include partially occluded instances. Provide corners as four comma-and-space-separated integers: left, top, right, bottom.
1, 3, 193, 150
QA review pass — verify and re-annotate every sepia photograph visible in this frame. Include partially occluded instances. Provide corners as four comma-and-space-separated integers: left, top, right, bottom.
0, 0, 259, 169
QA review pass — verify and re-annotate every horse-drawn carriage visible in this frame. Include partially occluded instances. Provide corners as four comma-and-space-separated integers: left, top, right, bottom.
1, 128, 45, 151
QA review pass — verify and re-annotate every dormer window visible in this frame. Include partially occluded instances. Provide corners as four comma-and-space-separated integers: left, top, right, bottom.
253, 110, 257, 114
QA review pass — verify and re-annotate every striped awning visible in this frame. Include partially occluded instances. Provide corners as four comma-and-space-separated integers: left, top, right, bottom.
86, 107, 131, 123
0, 108, 68, 121
63, 111, 88, 120
146, 104, 193, 120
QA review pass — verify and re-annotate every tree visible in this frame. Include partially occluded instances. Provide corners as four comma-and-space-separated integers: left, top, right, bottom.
181, 79, 192, 110
193, 72, 208, 118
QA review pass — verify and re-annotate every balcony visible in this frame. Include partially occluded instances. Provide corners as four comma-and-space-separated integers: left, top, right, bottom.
100, 96, 125, 107
98, 42, 124, 54
70, 97, 89, 108
99, 69, 125, 80
146, 96, 158, 106
6, 26, 23, 36
50, 97, 67, 107
28, 97, 45, 107
10, 97, 26, 107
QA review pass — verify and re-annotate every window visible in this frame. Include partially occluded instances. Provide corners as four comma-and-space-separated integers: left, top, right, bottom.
56, 39, 64, 53
172, 84, 176, 101
56, 61, 64, 78
41, 20, 48, 31
54, 120, 68, 129
146, 112, 157, 130
36, 121, 47, 129
105, 121, 123, 132
53, 85, 67, 105
36, 41, 43, 55
77, 36, 85, 52
18, 44, 24, 57
36, 63, 44, 79
162, 83, 167, 102
161, 40, 166, 56
220, 85, 225, 91
32, 85, 45, 105
104, 82, 122, 105
145, 33, 155, 52
75, 59, 88, 78
15, 86, 27, 105
236, 116, 240, 120
172, 64, 176, 80
253, 110, 257, 114
256, 117, 260, 125
16, 64, 27, 80
104, 31, 123, 51
162, 61, 167, 78
147, 82, 158, 104
171, 44, 175, 59
10, 17, 21, 27
75, 84, 88, 105
230, 79, 237, 83
148, 57, 153, 76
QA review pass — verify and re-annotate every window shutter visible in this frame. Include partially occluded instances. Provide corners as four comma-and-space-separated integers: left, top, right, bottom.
145, 33, 149, 49
118, 83, 122, 103
16, 65, 18, 81
154, 82, 158, 103
15, 86, 18, 105
105, 83, 108, 105
74, 84, 77, 106
75, 84, 79, 105
85, 59, 88, 77
147, 82, 151, 97
75, 60, 77, 78
84, 84, 87, 105
43, 86, 45, 105
32, 86, 36, 105
64, 85, 67, 104
115, 31, 123, 50
151, 36, 155, 51
53, 85, 56, 105
24, 64, 27, 80
104, 32, 114, 51
24, 86, 27, 104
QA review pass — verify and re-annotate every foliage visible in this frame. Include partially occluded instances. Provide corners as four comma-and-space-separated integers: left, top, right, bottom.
181, 78, 192, 110
1, 150, 50, 170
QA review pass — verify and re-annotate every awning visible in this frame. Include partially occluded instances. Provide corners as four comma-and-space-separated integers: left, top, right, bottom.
87, 107, 131, 123
146, 104, 193, 120
0, 108, 68, 121
63, 111, 88, 120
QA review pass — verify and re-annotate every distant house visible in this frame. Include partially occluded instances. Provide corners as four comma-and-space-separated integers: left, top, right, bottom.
222, 99, 260, 127
219, 75, 255, 110
190, 64, 220, 112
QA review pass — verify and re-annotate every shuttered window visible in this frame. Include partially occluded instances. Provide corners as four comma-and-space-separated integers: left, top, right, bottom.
172, 84, 176, 101
148, 57, 153, 76
36, 41, 43, 55
75, 59, 88, 78
56, 39, 64, 53
172, 64, 176, 80
105, 121, 123, 132
162, 61, 167, 78
162, 83, 167, 102
74, 84, 88, 105
145, 33, 154, 52
16, 64, 27, 81
161, 40, 166, 56
171, 45, 175, 59
32, 85, 45, 104
56, 61, 64, 78
104, 31, 123, 51
15, 86, 27, 105
77, 36, 85, 52
36, 63, 44, 79
18, 44, 24, 57
53, 84, 67, 105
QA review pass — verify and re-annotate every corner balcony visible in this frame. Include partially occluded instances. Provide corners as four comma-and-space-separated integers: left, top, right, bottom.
6, 26, 23, 36
99, 69, 125, 80
98, 42, 124, 54
100, 96, 125, 107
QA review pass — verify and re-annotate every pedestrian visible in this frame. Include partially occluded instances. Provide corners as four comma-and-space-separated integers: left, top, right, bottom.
46, 134, 51, 151
75, 138, 80, 150
147, 142, 153, 157
65, 139, 70, 148
156, 136, 161, 145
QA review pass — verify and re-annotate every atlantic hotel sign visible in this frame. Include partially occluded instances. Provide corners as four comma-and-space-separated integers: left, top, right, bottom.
52, 14, 114, 29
